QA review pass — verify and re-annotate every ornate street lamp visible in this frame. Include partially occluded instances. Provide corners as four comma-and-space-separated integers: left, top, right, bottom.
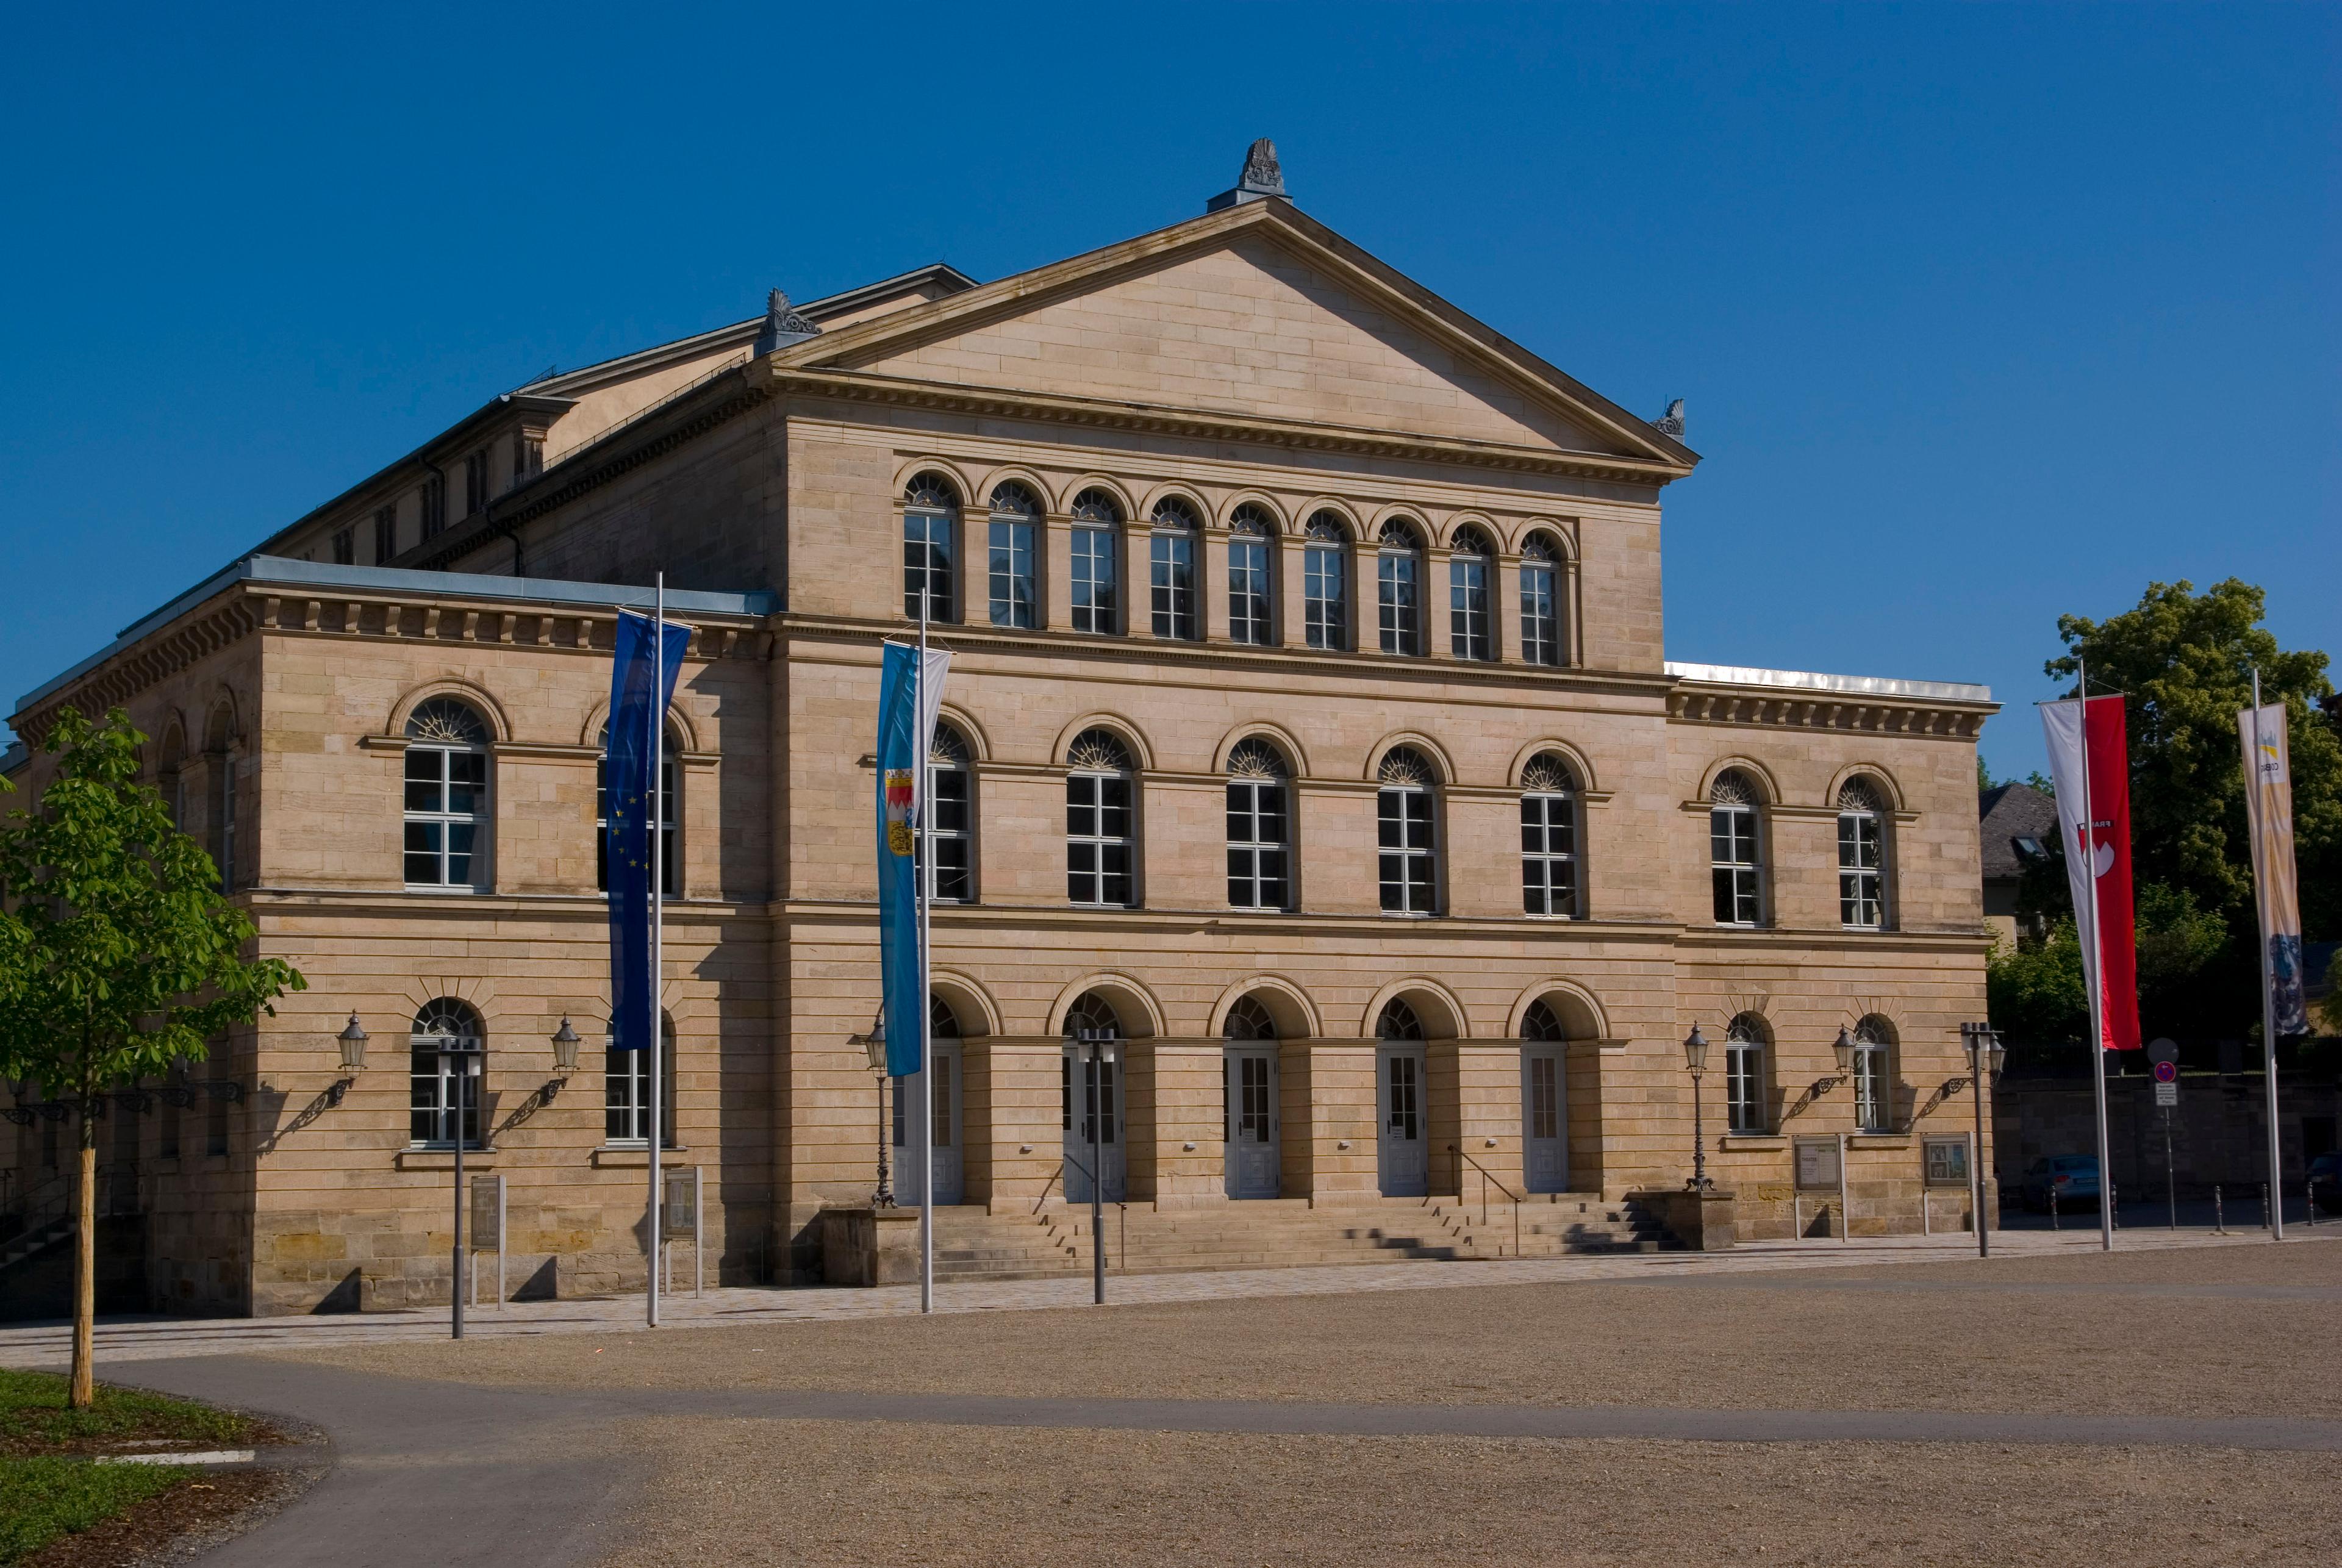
543, 1017, 582, 1103
328, 1014, 368, 1106
1683, 1024, 1713, 1194
851, 1015, 894, 1208
1833, 1026, 1857, 1080
1959, 1022, 2007, 1258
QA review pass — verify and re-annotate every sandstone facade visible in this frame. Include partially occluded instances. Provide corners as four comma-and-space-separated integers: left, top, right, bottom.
4, 173, 1999, 1313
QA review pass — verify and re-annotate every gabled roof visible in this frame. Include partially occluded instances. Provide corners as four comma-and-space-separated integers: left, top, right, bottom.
1979, 781, 2058, 882
765, 198, 1698, 474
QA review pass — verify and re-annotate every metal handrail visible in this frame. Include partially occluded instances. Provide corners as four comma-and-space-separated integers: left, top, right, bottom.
1450, 1146, 1524, 1257
1034, 1156, 1123, 1263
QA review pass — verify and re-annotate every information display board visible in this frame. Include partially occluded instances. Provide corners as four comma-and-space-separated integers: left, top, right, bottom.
1794, 1136, 1842, 1192
1922, 1136, 1970, 1188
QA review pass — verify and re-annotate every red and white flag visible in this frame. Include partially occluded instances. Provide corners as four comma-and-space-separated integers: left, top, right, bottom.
2040, 694, 2141, 1050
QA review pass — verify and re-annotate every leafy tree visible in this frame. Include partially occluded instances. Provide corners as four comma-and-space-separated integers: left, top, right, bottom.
2039, 579, 2338, 1036
1987, 920, 2086, 1047
0, 709, 303, 1409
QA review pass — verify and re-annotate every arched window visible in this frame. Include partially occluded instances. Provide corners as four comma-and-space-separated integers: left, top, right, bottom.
1227, 505, 1275, 645
1853, 1015, 1896, 1133
1302, 512, 1349, 651
1520, 751, 1579, 918
1222, 996, 1278, 1161
1065, 728, 1135, 906
409, 999, 483, 1148
205, 702, 237, 893
1521, 1000, 1566, 1157
1377, 745, 1439, 915
1062, 993, 1122, 1172
1838, 779, 1886, 929
1377, 518, 1425, 656
902, 473, 957, 623
1520, 532, 1563, 667
1377, 997, 1425, 1040
1223, 995, 1278, 1040
1725, 1012, 1770, 1134
987, 482, 1039, 629
924, 724, 973, 904
404, 698, 489, 890
596, 723, 677, 897
606, 1012, 677, 1147
892, 997, 961, 1153
1448, 526, 1494, 661
1225, 737, 1291, 911
1070, 489, 1122, 635
1148, 497, 1200, 640
1709, 770, 1762, 927
159, 725, 187, 832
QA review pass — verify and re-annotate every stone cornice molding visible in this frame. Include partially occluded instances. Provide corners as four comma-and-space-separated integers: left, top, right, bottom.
1667, 685, 1994, 741
9, 596, 260, 746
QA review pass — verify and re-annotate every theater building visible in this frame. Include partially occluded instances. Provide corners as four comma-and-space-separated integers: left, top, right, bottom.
3, 146, 1998, 1314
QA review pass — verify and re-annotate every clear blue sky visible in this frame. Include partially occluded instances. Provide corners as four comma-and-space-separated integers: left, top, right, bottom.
2, 4, 2334, 778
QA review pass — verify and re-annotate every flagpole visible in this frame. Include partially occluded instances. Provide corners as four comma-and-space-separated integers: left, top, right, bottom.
917, 573, 934, 1313
2076, 656, 2114, 1251
2252, 667, 2285, 1241
649, 571, 665, 1326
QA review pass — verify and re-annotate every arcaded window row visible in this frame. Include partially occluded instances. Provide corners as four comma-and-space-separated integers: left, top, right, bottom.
901, 473, 1570, 667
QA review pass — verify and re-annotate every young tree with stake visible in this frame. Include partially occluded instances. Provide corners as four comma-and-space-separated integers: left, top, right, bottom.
0, 707, 303, 1409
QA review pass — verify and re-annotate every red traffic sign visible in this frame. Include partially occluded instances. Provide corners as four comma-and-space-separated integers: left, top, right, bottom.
2151, 1059, 2179, 1083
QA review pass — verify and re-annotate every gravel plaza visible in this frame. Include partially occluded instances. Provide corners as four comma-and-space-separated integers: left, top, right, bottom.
4, 1228, 2333, 1566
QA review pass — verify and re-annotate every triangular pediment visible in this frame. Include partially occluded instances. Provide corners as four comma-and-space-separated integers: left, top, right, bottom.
784, 204, 1689, 468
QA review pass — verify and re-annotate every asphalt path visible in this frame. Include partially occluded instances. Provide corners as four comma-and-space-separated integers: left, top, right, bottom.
120, 1353, 2342, 1568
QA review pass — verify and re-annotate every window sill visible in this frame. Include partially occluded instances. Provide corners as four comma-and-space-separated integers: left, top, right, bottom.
1846, 1134, 1911, 1149
403, 884, 485, 895
592, 1144, 688, 1167
395, 1147, 498, 1169
1719, 1134, 1786, 1150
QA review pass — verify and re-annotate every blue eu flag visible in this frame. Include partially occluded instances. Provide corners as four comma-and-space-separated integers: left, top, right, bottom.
608, 609, 689, 1054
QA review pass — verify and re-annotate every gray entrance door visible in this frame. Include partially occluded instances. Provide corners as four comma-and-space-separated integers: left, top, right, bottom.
891, 1040, 964, 1206
1521, 1045, 1568, 1194
1377, 1045, 1429, 1197
1223, 1047, 1281, 1199
1062, 1040, 1126, 1203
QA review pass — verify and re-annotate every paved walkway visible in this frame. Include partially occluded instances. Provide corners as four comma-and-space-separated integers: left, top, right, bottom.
0, 1225, 2299, 1372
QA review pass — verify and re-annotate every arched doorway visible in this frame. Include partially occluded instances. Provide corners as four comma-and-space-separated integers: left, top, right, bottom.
891, 996, 964, 1205
1519, 1000, 1569, 1194
1062, 992, 1126, 1203
1375, 998, 1429, 1197
1222, 996, 1281, 1199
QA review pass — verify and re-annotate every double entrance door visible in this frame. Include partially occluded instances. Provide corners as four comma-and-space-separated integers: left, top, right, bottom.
1377, 1045, 1429, 1197
1062, 1040, 1126, 1203
1521, 1045, 1569, 1194
1223, 1047, 1280, 1199
890, 1042, 963, 1206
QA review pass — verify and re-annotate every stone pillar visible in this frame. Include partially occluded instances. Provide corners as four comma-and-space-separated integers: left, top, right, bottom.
1201, 524, 1230, 643
1455, 1042, 1526, 1196
1290, 1039, 1378, 1201
1425, 547, 1453, 660
976, 1037, 1062, 1214
1044, 512, 1073, 632
1352, 542, 1380, 656
1495, 551, 1523, 666
1427, 1039, 1463, 1196
956, 505, 986, 628
1150, 1040, 1226, 1205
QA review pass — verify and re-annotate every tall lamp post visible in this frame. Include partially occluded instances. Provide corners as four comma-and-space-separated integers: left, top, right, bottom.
1682, 1025, 1713, 1194
855, 1020, 895, 1208
1959, 1022, 2006, 1257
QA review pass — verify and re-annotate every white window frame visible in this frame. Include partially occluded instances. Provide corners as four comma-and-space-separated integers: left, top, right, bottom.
1377, 750, 1439, 915
1854, 1026, 1894, 1133
1228, 507, 1273, 646
1448, 529, 1493, 661
604, 1015, 678, 1148
1520, 537, 1561, 667
1710, 775, 1761, 927
409, 1003, 484, 1149
1070, 491, 1120, 635
1302, 514, 1348, 651
1377, 520, 1425, 656
596, 727, 677, 897
404, 701, 489, 891
1838, 784, 1886, 929
1065, 732, 1136, 907
1225, 740, 1291, 911
1149, 499, 1199, 640
923, 730, 973, 904
1520, 777, 1578, 918
902, 478, 956, 623
1725, 1017, 1767, 1134
987, 485, 1038, 629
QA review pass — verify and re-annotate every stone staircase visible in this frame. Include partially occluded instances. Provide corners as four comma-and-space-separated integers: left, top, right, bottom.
919, 1194, 1678, 1283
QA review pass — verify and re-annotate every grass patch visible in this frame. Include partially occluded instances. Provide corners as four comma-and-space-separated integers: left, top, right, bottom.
0, 1369, 254, 1458
0, 1456, 189, 1563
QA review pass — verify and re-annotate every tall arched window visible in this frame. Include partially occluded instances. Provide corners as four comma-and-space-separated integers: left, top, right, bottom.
404, 698, 489, 890
901, 473, 958, 623
1070, 489, 1122, 635
1521, 999, 1566, 1169
1838, 779, 1886, 929
1725, 1012, 1770, 1134
1377, 518, 1425, 656
924, 724, 973, 904
1227, 505, 1275, 645
1377, 745, 1439, 915
1062, 993, 1123, 1194
1853, 1015, 1896, 1133
606, 1012, 677, 1147
1302, 512, 1349, 651
1520, 751, 1579, 918
892, 997, 961, 1153
1377, 998, 1425, 1040
597, 723, 676, 896
1520, 532, 1563, 667
1222, 996, 1278, 1157
1448, 526, 1494, 661
1148, 497, 1200, 640
1225, 737, 1291, 911
1710, 770, 1762, 927
987, 482, 1039, 629
205, 703, 237, 893
409, 999, 484, 1148
1065, 728, 1136, 906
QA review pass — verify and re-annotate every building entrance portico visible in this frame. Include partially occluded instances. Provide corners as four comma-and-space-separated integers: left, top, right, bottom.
892, 1031, 964, 1207
1222, 995, 1282, 1199
1521, 1000, 1569, 1195
1375, 1000, 1431, 1198
1062, 995, 1126, 1203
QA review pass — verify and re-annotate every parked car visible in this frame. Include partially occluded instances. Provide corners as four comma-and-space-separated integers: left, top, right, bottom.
2019, 1155, 2101, 1213
2310, 1152, 2342, 1215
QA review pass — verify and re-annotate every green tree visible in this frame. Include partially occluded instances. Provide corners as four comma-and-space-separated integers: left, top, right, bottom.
1987, 920, 2087, 1047
2042, 579, 2338, 1034
0, 709, 303, 1409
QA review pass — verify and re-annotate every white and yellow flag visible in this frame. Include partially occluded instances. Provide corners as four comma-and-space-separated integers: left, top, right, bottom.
2238, 701, 2307, 1038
